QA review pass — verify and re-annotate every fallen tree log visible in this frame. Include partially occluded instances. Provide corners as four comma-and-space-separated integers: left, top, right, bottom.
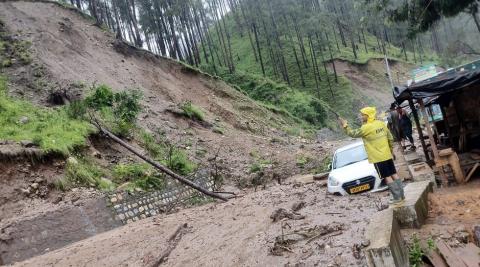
96, 124, 228, 202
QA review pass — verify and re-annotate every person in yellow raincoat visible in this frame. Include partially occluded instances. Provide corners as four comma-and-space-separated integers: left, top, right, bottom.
339, 107, 405, 205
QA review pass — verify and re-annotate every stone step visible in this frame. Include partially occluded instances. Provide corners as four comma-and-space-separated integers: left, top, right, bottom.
408, 162, 437, 186
393, 180, 433, 229
404, 151, 422, 164
365, 208, 409, 267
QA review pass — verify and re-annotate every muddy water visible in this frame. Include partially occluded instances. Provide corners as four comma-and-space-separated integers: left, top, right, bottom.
0, 197, 121, 265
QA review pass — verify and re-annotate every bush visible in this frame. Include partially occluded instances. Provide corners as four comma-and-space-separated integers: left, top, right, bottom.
180, 101, 205, 121
68, 84, 142, 137
85, 84, 114, 109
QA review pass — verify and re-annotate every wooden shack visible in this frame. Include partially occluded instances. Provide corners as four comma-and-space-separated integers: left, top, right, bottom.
394, 60, 480, 185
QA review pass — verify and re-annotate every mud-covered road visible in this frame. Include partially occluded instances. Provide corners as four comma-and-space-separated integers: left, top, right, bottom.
13, 177, 389, 267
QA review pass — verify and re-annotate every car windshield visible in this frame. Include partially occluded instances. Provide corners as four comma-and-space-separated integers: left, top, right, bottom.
334, 145, 368, 169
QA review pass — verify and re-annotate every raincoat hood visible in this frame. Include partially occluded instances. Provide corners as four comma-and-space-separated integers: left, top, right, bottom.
360, 107, 376, 123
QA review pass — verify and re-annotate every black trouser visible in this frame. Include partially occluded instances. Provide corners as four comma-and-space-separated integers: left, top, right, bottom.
405, 133, 414, 144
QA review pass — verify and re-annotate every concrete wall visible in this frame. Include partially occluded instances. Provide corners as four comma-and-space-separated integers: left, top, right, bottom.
0, 198, 120, 265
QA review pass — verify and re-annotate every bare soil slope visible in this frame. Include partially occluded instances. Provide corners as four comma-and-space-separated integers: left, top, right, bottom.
333, 59, 415, 110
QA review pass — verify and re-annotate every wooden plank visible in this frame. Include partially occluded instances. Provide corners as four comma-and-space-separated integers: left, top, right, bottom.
436, 240, 468, 267
421, 245, 448, 267
453, 243, 480, 267
439, 148, 454, 157
465, 163, 479, 183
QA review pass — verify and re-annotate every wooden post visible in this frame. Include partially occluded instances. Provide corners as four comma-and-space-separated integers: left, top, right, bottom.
418, 99, 448, 186
409, 99, 430, 162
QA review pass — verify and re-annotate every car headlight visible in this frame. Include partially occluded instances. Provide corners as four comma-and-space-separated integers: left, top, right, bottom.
329, 176, 339, 186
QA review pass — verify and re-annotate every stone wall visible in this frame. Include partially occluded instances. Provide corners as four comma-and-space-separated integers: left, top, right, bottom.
108, 177, 214, 224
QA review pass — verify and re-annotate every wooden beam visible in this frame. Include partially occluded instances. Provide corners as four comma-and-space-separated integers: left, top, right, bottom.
465, 162, 479, 182
409, 99, 430, 162
418, 99, 448, 186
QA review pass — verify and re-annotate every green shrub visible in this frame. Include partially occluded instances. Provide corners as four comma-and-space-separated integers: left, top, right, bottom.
85, 84, 114, 109
113, 90, 142, 123
180, 101, 205, 121
409, 234, 424, 267
249, 162, 262, 173
66, 100, 87, 120
69, 84, 142, 137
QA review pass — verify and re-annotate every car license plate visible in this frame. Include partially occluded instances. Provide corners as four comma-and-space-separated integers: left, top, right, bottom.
350, 184, 370, 194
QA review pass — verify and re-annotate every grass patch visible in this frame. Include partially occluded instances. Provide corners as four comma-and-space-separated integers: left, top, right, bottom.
113, 162, 166, 191
180, 101, 205, 121
55, 156, 114, 191
0, 76, 93, 155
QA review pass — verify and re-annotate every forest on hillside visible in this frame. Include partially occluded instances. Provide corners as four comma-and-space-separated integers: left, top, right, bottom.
61, 0, 480, 127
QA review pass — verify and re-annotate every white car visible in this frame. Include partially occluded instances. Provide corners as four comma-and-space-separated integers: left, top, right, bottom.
328, 141, 387, 196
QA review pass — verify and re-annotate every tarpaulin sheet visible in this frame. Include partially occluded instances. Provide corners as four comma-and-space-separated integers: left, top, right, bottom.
393, 69, 480, 103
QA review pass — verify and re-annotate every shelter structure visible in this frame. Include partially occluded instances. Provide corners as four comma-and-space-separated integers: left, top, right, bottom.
393, 60, 480, 185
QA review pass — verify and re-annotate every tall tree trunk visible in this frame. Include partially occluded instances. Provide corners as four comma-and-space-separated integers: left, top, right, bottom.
361, 28, 368, 53
292, 15, 309, 68
470, 4, 480, 34
88, 0, 101, 25
308, 34, 321, 98
252, 22, 265, 76
128, 0, 142, 47
284, 15, 305, 87
401, 42, 408, 61
268, 1, 290, 85
317, 33, 334, 99
324, 32, 338, 83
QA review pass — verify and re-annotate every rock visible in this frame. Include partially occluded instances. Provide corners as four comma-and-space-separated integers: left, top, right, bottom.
34, 177, 45, 183
21, 188, 31, 195
52, 196, 63, 204
91, 150, 102, 159
270, 208, 305, 222
291, 201, 306, 212
20, 140, 35, 147
110, 197, 118, 203
30, 183, 39, 189
454, 227, 470, 244
474, 225, 480, 246
67, 157, 78, 165
18, 116, 29, 124
361, 239, 371, 248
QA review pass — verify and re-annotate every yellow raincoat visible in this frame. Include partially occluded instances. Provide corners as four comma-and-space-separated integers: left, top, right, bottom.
343, 107, 394, 163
